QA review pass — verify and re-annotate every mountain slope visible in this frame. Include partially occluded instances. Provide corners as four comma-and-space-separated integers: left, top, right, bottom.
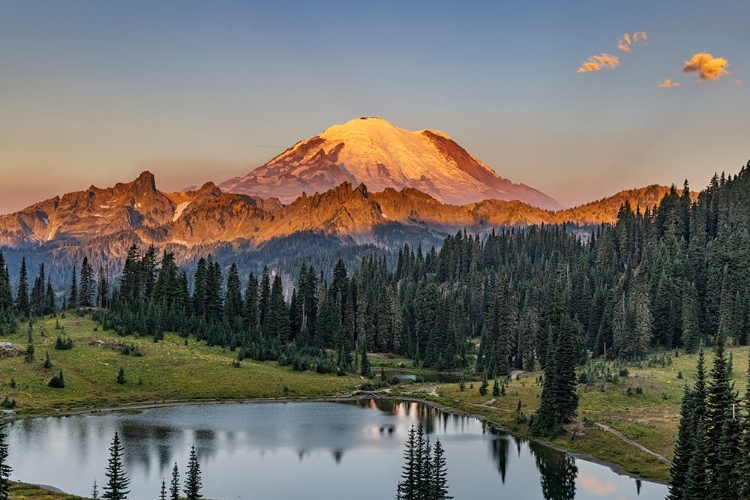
0, 172, 690, 258
219, 117, 562, 210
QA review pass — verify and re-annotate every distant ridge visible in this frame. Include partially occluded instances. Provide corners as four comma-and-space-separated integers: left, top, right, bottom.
0, 172, 687, 255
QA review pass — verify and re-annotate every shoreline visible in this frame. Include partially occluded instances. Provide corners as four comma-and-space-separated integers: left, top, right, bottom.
2, 391, 669, 487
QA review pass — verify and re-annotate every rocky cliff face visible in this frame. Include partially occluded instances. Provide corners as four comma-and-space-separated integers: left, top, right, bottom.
0, 171, 684, 260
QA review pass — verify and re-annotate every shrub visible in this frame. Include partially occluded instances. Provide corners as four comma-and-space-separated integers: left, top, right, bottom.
48, 370, 65, 388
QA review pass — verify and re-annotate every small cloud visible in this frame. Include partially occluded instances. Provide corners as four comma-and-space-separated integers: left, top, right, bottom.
617, 33, 632, 52
735, 79, 742, 85
617, 31, 647, 53
578, 53, 621, 73
683, 52, 729, 81
659, 79, 681, 88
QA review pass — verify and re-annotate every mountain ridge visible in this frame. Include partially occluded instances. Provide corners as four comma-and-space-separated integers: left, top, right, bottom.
0, 171, 689, 255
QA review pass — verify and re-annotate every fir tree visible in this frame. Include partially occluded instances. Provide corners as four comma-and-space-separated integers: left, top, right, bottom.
91, 480, 99, 499
169, 463, 180, 500
69, 265, 78, 309
0, 424, 11, 500
15, 257, 29, 317
159, 478, 167, 500
183, 445, 202, 500
117, 367, 126, 385
102, 432, 130, 500
431, 439, 452, 500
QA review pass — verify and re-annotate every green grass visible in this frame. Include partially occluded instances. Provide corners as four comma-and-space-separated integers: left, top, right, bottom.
0, 314, 360, 417
388, 346, 749, 482
3, 314, 743, 486
8, 482, 86, 500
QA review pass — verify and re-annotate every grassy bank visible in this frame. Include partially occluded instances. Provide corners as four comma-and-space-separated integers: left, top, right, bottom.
0, 314, 359, 417
389, 346, 748, 482
8, 482, 85, 499
3, 314, 741, 491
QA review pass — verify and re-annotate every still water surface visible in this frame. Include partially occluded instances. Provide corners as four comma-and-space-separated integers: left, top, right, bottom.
6, 400, 667, 499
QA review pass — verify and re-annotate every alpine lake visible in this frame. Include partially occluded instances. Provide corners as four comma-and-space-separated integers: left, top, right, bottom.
5, 399, 667, 499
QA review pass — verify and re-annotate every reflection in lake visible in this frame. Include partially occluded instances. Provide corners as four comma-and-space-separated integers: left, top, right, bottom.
4, 400, 667, 499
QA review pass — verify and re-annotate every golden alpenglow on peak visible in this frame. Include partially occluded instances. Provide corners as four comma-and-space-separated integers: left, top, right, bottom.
219, 117, 562, 210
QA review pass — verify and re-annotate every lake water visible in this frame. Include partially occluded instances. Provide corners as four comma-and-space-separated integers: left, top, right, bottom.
4, 400, 667, 499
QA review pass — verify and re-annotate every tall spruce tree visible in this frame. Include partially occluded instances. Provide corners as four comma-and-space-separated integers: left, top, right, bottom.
69, 265, 78, 309
102, 432, 130, 500
0, 424, 11, 500
184, 445, 202, 500
15, 257, 29, 317
169, 463, 180, 500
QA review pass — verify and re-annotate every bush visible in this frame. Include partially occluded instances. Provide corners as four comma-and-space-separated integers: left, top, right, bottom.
1, 395, 16, 409
48, 370, 65, 388
55, 336, 74, 350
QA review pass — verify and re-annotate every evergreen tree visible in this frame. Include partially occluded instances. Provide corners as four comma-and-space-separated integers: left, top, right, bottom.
431, 439, 452, 500
15, 257, 29, 317
183, 445, 202, 500
102, 432, 130, 500
91, 480, 99, 499
668, 385, 694, 500
117, 367, 126, 385
69, 265, 78, 309
80, 257, 95, 307
397, 425, 417, 500
159, 478, 167, 500
169, 463, 180, 500
0, 424, 11, 500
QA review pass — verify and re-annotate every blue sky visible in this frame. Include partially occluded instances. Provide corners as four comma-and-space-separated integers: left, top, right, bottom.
1, 0, 749, 213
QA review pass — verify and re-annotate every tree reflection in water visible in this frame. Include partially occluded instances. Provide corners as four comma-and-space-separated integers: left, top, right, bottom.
529, 440, 577, 500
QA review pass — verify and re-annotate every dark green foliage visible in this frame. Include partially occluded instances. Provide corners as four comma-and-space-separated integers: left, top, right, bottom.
396, 424, 452, 500
91, 480, 99, 499
43, 351, 52, 369
103, 432, 130, 500
0, 424, 11, 500
55, 336, 74, 350
159, 478, 167, 500
0, 397, 15, 410
117, 367, 126, 385
169, 463, 179, 500
24, 329, 34, 362
15, 258, 29, 317
48, 369, 65, 389
184, 445, 202, 500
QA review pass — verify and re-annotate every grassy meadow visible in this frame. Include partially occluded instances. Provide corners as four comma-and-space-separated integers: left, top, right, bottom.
2, 312, 744, 490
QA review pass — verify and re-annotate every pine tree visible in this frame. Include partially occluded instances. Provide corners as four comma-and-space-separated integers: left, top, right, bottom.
668, 385, 694, 500
16, 257, 29, 317
397, 425, 417, 500
431, 439, 452, 500
183, 445, 202, 500
169, 463, 180, 500
0, 424, 11, 500
159, 478, 167, 500
117, 367, 126, 385
69, 265, 78, 309
102, 432, 130, 500
91, 480, 99, 499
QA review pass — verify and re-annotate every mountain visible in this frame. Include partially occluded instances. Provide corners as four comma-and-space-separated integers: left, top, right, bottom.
219, 117, 562, 210
0, 171, 686, 258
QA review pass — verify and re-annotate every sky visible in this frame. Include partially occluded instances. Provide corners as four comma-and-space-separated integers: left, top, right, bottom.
1, 0, 749, 214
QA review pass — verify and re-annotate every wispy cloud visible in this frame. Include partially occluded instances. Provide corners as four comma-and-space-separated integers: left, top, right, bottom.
658, 79, 681, 88
617, 31, 647, 53
735, 79, 743, 85
579, 31, 645, 73
577, 53, 621, 73
683, 52, 729, 81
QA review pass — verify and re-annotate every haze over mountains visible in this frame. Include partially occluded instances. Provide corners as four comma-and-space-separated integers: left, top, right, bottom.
0, 117, 695, 265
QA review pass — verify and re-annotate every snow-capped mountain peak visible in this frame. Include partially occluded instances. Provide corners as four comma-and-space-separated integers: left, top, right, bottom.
219, 117, 561, 210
